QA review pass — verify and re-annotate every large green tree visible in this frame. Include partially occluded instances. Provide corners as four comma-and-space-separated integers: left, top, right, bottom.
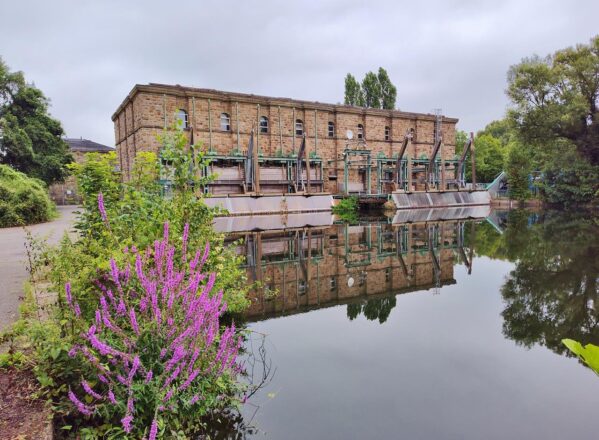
507, 35, 599, 166
0, 58, 72, 185
361, 71, 381, 108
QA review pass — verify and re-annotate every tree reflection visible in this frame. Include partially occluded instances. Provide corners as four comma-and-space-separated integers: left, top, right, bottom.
497, 211, 599, 355
347, 296, 397, 324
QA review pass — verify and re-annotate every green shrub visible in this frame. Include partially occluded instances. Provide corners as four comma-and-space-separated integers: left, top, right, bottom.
0, 164, 55, 227
332, 196, 359, 223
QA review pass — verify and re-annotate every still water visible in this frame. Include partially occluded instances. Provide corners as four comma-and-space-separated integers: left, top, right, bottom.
226, 210, 599, 439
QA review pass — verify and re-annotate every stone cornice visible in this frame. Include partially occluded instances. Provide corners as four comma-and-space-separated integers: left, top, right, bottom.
112, 83, 460, 124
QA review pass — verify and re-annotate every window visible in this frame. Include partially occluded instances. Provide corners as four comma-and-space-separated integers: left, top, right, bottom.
176, 109, 188, 129
220, 113, 230, 131
259, 116, 268, 133
328, 121, 335, 137
385, 126, 390, 141
295, 119, 303, 136
357, 124, 364, 139
329, 277, 337, 291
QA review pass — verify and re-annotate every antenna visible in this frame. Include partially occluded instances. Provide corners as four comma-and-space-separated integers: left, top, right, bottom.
346, 129, 354, 140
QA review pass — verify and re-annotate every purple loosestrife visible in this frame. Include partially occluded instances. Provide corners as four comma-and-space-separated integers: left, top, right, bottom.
66, 221, 244, 437
98, 192, 107, 223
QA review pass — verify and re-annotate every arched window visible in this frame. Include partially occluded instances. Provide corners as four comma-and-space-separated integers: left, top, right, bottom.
328, 121, 335, 138
385, 126, 390, 141
259, 116, 269, 133
176, 109, 188, 129
295, 119, 303, 136
220, 113, 230, 131
357, 124, 364, 139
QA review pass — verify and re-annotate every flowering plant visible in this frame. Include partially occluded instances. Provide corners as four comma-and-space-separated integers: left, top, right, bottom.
65, 205, 243, 438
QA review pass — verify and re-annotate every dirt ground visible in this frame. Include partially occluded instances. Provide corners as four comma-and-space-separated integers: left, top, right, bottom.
0, 367, 52, 439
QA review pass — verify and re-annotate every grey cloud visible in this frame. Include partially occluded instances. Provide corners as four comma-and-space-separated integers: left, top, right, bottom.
1, 0, 598, 146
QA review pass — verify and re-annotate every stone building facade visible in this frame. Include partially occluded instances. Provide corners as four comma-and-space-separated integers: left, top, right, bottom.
49, 138, 114, 204
229, 220, 464, 320
113, 83, 459, 194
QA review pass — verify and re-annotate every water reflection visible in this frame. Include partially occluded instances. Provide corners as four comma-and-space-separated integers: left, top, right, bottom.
215, 209, 599, 439
226, 219, 477, 321
494, 210, 599, 355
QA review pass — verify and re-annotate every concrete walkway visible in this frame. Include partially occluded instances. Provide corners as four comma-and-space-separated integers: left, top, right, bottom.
0, 206, 79, 332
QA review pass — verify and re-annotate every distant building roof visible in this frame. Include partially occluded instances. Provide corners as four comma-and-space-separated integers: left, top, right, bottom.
64, 138, 114, 153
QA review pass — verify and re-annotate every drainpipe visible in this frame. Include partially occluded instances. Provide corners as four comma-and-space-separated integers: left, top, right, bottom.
208, 98, 213, 153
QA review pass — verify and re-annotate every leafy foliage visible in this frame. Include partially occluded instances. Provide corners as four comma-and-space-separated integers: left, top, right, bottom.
344, 67, 397, 109
332, 196, 358, 223
507, 35, 599, 166
563, 340, 599, 376
0, 163, 55, 227
0, 58, 72, 185
3, 126, 253, 437
63, 221, 243, 439
505, 145, 531, 201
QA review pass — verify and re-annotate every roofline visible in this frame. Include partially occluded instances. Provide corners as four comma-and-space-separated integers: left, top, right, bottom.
112, 83, 460, 124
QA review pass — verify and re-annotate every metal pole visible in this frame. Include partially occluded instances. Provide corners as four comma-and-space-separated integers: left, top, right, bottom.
367, 152, 371, 195
344, 150, 349, 196
256, 104, 260, 158
314, 109, 318, 156
407, 154, 412, 192
253, 129, 260, 194
162, 94, 166, 128
292, 108, 296, 154
304, 134, 311, 194
208, 98, 213, 152
278, 105, 283, 155
236, 102, 240, 150
441, 140, 446, 191
470, 132, 476, 190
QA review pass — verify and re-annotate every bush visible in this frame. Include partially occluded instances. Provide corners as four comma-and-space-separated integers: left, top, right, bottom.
63, 221, 243, 438
4, 126, 252, 438
332, 196, 359, 223
0, 164, 55, 227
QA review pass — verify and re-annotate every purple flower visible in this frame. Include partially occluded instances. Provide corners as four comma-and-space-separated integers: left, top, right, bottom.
149, 418, 158, 440
129, 307, 140, 335
68, 390, 94, 416
145, 370, 153, 383
81, 380, 102, 400
98, 192, 107, 222
121, 414, 133, 433
108, 389, 117, 404
65, 282, 72, 305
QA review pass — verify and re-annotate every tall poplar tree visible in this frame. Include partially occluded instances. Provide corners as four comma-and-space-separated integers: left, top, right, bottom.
378, 67, 397, 110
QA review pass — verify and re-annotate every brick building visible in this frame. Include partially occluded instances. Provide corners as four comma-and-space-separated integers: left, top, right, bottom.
229, 219, 469, 320
49, 138, 114, 204
113, 84, 461, 196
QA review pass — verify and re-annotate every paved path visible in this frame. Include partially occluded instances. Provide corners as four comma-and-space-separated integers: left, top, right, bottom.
0, 206, 79, 332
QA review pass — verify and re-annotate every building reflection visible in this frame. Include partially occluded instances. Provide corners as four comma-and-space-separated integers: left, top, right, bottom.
226, 219, 476, 321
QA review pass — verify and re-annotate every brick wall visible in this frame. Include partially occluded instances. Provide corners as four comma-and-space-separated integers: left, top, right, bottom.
113, 84, 458, 190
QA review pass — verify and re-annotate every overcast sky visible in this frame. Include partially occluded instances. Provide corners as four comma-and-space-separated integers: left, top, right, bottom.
1, 0, 598, 146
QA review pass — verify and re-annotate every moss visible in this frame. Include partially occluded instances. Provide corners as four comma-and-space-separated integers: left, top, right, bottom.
0, 164, 55, 227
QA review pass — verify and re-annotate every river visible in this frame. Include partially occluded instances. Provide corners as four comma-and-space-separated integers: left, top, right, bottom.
216, 209, 599, 439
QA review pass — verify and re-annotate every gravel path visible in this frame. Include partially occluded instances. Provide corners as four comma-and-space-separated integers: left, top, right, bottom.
0, 206, 79, 332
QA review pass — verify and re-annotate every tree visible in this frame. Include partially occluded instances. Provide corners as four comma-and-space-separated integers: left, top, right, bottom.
344, 73, 362, 106
0, 57, 72, 185
378, 67, 397, 110
505, 145, 531, 201
500, 212, 599, 356
361, 71, 382, 108
507, 35, 599, 166
344, 68, 398, 109
471, 134, 506, 182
